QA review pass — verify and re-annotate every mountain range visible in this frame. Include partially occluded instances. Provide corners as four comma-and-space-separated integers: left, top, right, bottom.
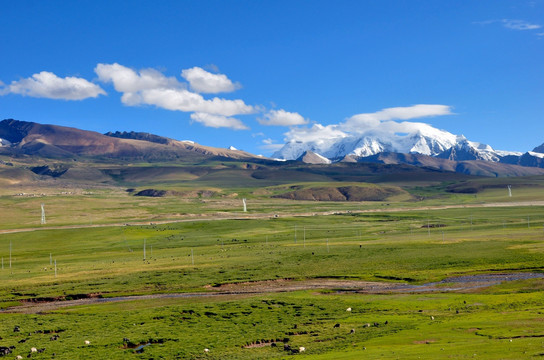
1, 118, 544, 177
274, 122, 544, 173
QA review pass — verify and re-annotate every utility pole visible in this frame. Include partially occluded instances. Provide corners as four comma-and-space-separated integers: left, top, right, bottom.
41, 203, 46, 225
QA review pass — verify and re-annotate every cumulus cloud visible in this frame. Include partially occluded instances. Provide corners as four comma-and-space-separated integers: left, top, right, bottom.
1, 71, 105, 100
132, 88, 254, 116
181, 67, 240, 93
190, 112, 248, 130
95, 63, 255, 118
258, 109, 309, 126
282, 104, 453, 143
95, 63, 181, 93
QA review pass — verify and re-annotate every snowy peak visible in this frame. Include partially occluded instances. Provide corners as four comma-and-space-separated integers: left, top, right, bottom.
436, 138, 500, 162
274, 125, 467, 160
272, 121, 517, 165
403, 132, 456, 155
528, 151, 544, 159
0, 138, 11, 147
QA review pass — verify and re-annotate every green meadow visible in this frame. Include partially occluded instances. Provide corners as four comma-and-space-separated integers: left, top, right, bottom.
0, 177, 544, 359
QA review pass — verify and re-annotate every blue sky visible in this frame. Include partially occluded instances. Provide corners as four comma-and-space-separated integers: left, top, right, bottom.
1, 0, 543, 155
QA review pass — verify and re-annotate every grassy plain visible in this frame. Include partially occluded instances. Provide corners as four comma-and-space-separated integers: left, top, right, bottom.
0, 173, 544, 358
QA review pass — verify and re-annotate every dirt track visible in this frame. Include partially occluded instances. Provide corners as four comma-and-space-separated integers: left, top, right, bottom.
2, 200, 544, 235
2, 273, 542, 314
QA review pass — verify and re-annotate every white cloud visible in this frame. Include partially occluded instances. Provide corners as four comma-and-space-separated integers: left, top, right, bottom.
95, 63, 181, 93
502, 19, 541, 30
95, 63, 254, 117
285, 123, 348, 142
258, 109, 309, 126
134, 88, 254, 116
344, 104, 453, 130
282, 104, 453, 143
190, 112, 248, 130
181, 67, 240, 94
1, 71, 105, 100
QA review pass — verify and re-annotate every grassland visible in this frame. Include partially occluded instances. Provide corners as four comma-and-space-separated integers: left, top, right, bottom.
0, 165, 544, 358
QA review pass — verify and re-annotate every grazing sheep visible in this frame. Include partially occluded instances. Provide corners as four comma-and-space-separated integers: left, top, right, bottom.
430, 316, 435, 320
16, 356, 23, 360
363, 323, 371, 328
346, 307, 352, 312
84, 340, 90, 345
299, 346, 305, 352
204, 348, 209, 353
333, 323, 340, 328
350, 329, 356, 334
30, 347, 37, 353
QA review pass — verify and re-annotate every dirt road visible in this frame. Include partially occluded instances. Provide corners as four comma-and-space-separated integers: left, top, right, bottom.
2, 200, 544, 235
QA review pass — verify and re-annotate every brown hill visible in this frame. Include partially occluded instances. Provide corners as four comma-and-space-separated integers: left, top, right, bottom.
296, 150, 331, 164
273, 184, 409, 201
0, 119, 258, 162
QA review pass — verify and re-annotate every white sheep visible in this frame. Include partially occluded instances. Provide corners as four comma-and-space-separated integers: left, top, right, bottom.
16, 356, 23, 360
299, 346, 306, 352
84, 340, 90, 345
346, 307, 352, 312
30, 347, 37, 352
204, 348, 209, 353
430, 316, 435, 320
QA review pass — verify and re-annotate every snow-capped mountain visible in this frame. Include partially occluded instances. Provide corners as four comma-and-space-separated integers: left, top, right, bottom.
273, 124, 518, 163
436, 137, 521, 162
0, 138, 11, 147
